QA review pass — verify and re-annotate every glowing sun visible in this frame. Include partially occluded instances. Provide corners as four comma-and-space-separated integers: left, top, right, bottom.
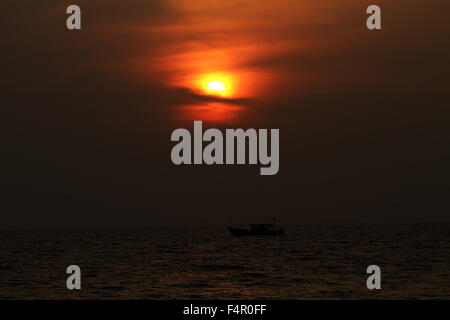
206, 80, 226, 92
197, 73, 234, 98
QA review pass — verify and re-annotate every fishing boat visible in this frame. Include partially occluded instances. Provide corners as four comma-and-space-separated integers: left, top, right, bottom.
228, 220, 284, 236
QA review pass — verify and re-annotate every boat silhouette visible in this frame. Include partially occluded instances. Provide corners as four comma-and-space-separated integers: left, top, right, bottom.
228, 220, 284, 236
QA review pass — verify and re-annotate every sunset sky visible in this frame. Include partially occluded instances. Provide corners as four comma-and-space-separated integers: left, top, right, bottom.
1, 0, 449, 227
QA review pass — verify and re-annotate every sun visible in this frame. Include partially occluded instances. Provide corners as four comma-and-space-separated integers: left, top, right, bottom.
196, 73, 235, 98
206, 80, 226, 92
204, 79, 229, 97
202, 74, 233, 97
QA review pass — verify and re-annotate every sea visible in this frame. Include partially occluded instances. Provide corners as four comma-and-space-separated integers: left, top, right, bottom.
0, 224, 449, 299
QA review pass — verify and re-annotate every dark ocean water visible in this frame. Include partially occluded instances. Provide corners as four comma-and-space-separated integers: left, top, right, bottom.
0, 224, 449, 299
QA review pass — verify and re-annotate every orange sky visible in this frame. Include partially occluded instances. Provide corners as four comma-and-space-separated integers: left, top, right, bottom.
10, 0, 446, 124
84, 0, 439, 123
139, 0, 326, 98
120, 0, 354, 122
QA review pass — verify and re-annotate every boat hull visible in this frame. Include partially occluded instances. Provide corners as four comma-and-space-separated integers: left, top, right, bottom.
228, 226, 284, 236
